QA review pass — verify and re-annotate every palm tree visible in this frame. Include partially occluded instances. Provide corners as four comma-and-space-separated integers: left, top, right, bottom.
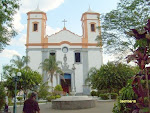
10, 55, 30, 69
39, 55, 63, 90
2, 55, 30, 79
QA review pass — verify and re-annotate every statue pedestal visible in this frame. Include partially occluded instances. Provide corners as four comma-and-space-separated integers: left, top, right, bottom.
52, 96, 96, 110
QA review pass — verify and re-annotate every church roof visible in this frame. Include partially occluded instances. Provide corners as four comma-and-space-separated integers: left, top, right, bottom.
81, 7, 100, 21
27, 5, 46, 14
85, 6, 96, 13
48, 28, 82, 38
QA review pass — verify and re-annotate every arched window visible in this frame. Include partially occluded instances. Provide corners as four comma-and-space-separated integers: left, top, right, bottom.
32, 22, 39, 32
75, 52, 81, 63
90, 22, 96, 32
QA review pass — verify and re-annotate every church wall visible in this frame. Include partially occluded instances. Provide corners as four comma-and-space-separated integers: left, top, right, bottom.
87, 14, 99, 19
88, 46, 99, 48
88, 49, 103, 69
41, 50, 49, 82
28, 46, 42, 48
28, 51, 42, 74
74, 64, 83, 93
82, 50, 90, 95
30, 14, 43, 18
48, 46, 82, 49
48, 30, 82, 43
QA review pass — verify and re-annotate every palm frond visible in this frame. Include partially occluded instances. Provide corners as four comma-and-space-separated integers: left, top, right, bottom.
39, 55, 63, 84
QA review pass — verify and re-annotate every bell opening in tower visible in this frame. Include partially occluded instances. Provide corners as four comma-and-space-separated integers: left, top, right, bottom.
33, 23, 38, 31
91, 24, 95, 32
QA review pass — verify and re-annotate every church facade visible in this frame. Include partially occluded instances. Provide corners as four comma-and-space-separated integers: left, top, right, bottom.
25, 7, 103, 95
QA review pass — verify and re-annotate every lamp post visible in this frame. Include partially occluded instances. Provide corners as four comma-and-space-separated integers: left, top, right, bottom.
71, 64, 76, 95
12, 72, 21, 113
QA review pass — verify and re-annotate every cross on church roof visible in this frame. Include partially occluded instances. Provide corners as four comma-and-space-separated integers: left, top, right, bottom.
62, 19, 67, 29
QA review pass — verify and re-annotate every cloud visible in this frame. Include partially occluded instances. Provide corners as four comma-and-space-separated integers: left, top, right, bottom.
11, 0, 64, 36
20, 0, 64, 13
9, 25, 60, 47
0, 49, 21, 59
9, 34, 26, 47
13, 12, 24, 33
46, 26, 61, 36
103, 54, 115, 64
9, 25, 60, 46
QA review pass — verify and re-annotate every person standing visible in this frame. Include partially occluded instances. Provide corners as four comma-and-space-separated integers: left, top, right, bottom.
4, 103, 8, 112
23, 92, 40, 113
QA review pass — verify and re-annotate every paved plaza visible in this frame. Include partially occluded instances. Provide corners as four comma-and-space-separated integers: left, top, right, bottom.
9, 101, 115, 113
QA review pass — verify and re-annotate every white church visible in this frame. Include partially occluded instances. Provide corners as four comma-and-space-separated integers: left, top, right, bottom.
25, 7, 103, 95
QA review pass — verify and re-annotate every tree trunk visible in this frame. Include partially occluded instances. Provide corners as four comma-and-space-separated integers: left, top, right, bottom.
51, 75, 54, 92
56, 74, 58, 85
51, 82, 53, 92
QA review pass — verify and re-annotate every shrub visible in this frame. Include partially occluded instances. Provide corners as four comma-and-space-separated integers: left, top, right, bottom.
46, 96, 55, 102
97, 90, 109, 97
17, 97, 23, 101
38, 82, 50, 99
55, 95, 61, 98
111, 93, 118, 99
54, 85, 63, 91
90, 91, 97, 96
112, 82, 138, 113
98, 90, 108, 94
49, 92, 53, 96
99, 94, 109, 100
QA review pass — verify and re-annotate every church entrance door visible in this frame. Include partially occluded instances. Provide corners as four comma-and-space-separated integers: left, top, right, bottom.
61, 73, 71, 94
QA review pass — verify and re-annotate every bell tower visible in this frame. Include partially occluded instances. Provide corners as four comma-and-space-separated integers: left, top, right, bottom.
81, 7, 101, 48
26, 6, 47, 48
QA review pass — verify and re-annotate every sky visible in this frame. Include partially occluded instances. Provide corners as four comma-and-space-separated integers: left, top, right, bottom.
0, 0, 120, 77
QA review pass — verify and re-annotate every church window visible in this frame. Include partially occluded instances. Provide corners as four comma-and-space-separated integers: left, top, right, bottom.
75, 52, 81, 63
91, 24, 95, 32
32, 22, 39, 32
34, 24, 38, 31
50, 52, 56, 60
50, 52, 55, 56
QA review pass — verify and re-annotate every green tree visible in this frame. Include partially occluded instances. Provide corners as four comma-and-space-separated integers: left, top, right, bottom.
10, 55, 30, 69
2, 55, 30, 82
0, 83, 6, 110
39, 55, 62, 90
4, 69, 42, 99
97, 0, 150, 54
86, 62, 139, 93
54, 85, 63, 91
2, 55, 30, 75
0, 0, 20, 52
2, 64, 15, 74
